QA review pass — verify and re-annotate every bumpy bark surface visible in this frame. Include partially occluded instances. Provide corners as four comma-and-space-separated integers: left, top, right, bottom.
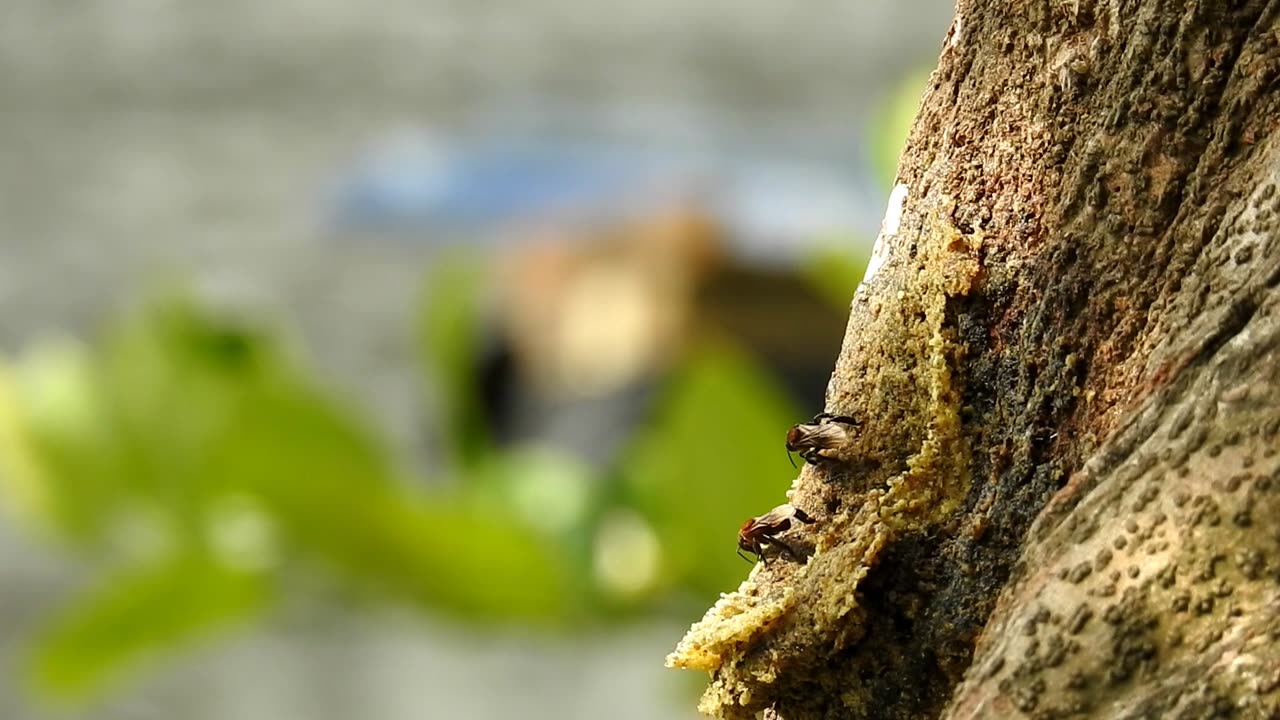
668, 1, 1280, 718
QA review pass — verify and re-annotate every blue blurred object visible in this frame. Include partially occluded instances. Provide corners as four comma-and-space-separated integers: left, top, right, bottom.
330, 130, 700, 233
326, 121, 884, 257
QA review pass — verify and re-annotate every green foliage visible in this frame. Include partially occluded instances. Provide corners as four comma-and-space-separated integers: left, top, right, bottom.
618, 343, 800, 597
0, 298, 572, 702
869, 68, 932, 188
0, 269, 818, 703
201, 377, 572, 621
416, 253, 492, 469
802, 244, 870, 311
31, 555, 267, 698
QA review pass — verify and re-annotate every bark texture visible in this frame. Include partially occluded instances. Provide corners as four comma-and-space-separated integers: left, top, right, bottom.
668, 1, 1280, 718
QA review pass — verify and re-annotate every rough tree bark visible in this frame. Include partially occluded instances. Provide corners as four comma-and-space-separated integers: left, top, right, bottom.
667, 1, 1280, 718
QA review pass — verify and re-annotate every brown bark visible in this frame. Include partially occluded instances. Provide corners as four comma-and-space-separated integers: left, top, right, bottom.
668, 1, 1280, 718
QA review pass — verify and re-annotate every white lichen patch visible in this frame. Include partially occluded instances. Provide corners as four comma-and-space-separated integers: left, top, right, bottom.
861, 183, 909, 289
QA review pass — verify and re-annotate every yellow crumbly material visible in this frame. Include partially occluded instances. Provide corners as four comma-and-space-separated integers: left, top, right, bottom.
665, 584, 795, 672
668, 208, 983, 717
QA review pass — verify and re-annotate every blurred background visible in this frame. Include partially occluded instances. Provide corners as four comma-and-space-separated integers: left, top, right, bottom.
0, 2, 952, 718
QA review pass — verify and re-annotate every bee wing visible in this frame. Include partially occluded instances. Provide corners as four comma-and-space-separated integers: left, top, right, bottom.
802, 422, 852, 450
787, 422, 837, 446
753, 507, 793, 529
756, 503, 816, 532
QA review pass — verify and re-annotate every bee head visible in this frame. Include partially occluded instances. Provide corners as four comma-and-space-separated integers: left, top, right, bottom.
784, 425, 806, 451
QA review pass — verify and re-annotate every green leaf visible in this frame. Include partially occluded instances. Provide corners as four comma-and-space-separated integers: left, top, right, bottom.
3, 294, 578, 707
201, 353, 574, 622
802, 244, 869, 310
1, 337, 129, 541
1, 300, 276, 546
869, 68, 932, 188
416, 253, 492, 469
30, 555, 268, 700
618, 344, 800, 597
366, 496, 575, 621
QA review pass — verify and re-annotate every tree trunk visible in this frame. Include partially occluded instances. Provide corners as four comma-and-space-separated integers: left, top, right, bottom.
667, 1, 1280, 718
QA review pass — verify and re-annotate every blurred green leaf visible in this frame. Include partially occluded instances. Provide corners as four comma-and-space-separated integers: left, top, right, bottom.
802, 244, 869, 310
204, 386, 574, 621
869, 68, 931, 188
0, 344, 88, 531
30, 554, 268, 700
471, 445, 595, 536
417, 253, 492, 469
1, 338, 129, 542
0, 302, 276, 546
0, 295, 581, 703
618, 343, 800, 597
368, 497, 575, 621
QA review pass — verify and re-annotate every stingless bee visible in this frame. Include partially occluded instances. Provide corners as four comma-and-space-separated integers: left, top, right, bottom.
785, 412, 859, 466
737, 503, 815, 563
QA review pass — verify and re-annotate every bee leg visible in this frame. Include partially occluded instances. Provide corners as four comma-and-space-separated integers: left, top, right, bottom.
737, 549, 757, 564
814, 412, 859, 426
756, 535, 788, 560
